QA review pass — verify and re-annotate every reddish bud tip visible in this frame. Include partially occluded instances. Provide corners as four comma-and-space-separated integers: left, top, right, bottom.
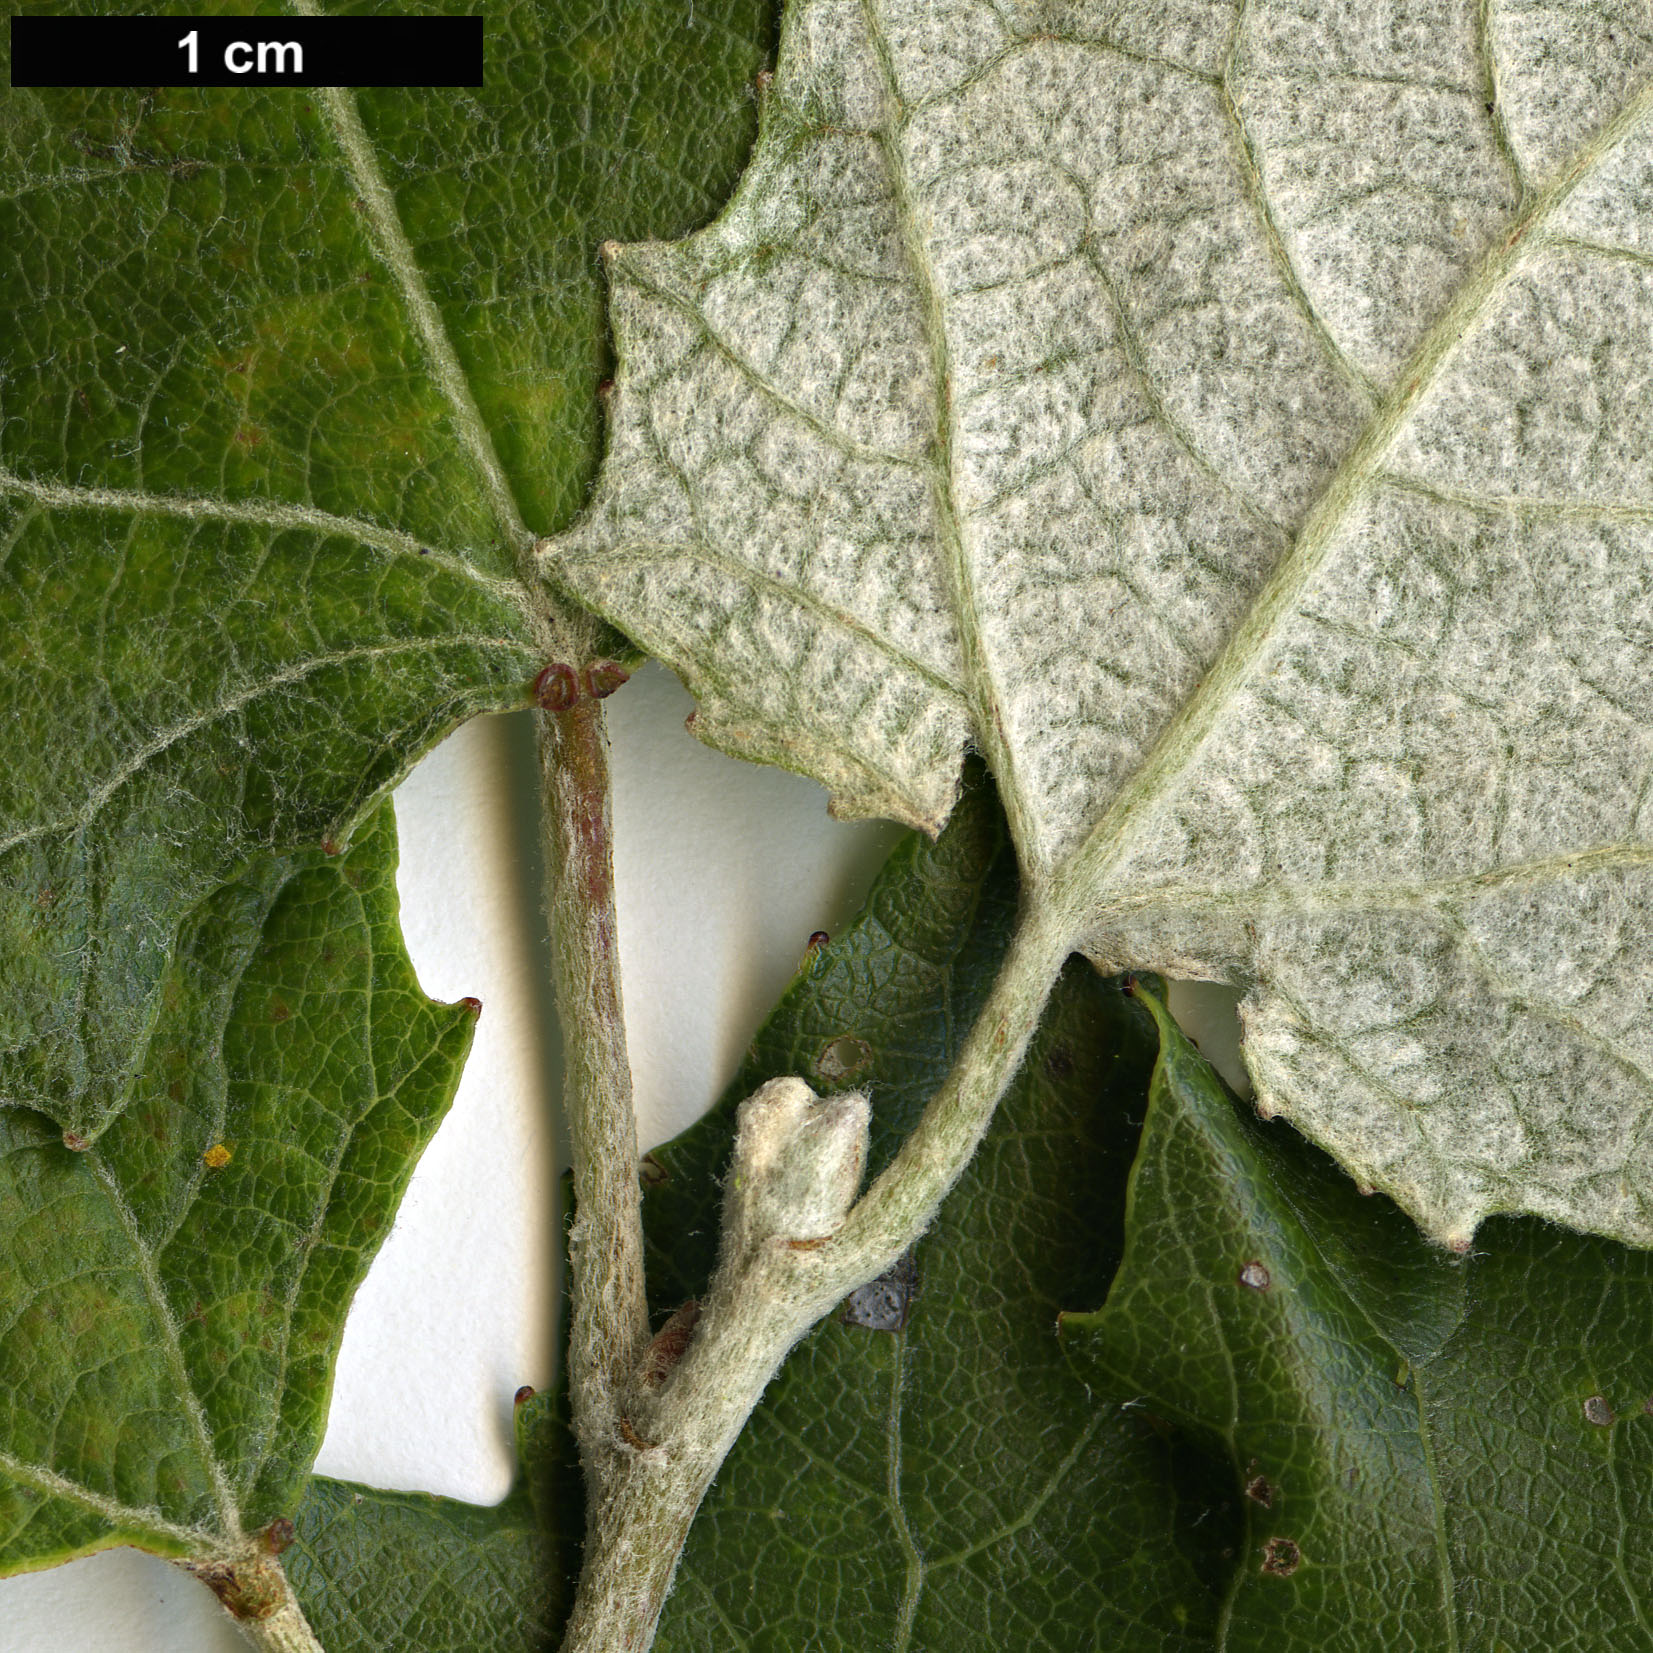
1121, 973, 1137, 996
807, 930, 829, 949
513, 1384, 536, 1407
584, 660, 630, 699
596, 378, 614, 402
263, 1517, 296, 1555
534, 663, 580, 712
459, 996, 483, 1017
61, 1131, 88, 1152
321, 837, 341, 856
684, 712, 699, 732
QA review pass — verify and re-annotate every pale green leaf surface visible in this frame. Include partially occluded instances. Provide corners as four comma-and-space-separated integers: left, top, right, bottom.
549, 0, 1653, 1245
0, 807, 472, 1576
639, 779, 1236, 1651
1067, 985, 1653, 1650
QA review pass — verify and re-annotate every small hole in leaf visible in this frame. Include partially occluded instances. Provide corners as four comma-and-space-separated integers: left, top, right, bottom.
817, 1034, 871, 1082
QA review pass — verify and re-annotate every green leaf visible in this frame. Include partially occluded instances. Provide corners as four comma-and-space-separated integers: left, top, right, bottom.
639, 777, 1236, 1650
286, 1386, 581, 1653
546, 0, 1653, 1246
1066, 985, 1653, 1649
0, 0, 773, 1135
2, 0, 774, 1634
0, 806, 470, 1577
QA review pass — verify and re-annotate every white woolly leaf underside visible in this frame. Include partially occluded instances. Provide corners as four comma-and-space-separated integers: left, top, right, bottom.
550, 0, 1653, 1250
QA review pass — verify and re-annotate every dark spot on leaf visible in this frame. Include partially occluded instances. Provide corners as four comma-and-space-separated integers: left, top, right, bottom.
1121, 973, 1137, 996
596, 377, 614, 400
514, 1384, 536, 1406
1245, 1475, 1275, 1507
807, 930, 829, 950
1238, 1260, 1271, 1291
1044, 1043, 1074, 1079
817, 1034, 872, 1081
262, 1517, 295, 1555
418, 547, 432, 557
1262, 1537, 1301, 1576
459, 996, 483, 1017
1584, 1394, 1615, 1426
639, 1152, 669, 1189
534, 662, 580, 712
842, 1252, 918, 1333
321, 837, 341, 856
584, 660, 630, 699
269, 997, 291, 1024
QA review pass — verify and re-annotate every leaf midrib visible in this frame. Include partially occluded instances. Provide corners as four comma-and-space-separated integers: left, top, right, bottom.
1055, 75, 1653, 935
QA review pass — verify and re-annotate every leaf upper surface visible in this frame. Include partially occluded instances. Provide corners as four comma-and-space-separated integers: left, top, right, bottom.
640, 779, 1235, 1651
550, 0, 1653, 1244
0, 807, 469, 1576
1068, 987, 1653, 1650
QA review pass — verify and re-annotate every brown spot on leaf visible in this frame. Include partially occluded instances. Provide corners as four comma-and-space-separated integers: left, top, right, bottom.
61, 1131, 88, 1153
262, 1517, 295, 1555
1245, 1475, 1275, 1507
639, 1152, 669, 1189
1044, 1044, 1074, 1079
1261, 1537, 1301, 1576
459, 996, 483, 1016
1238, 1261, 1271, 1291
1585, 1394, 1615, 1426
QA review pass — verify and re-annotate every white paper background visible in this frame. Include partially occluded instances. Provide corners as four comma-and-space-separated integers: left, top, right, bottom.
0, 665, 1242, 1652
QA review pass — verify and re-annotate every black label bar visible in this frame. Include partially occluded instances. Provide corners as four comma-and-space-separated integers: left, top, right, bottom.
10, 14, 484, 88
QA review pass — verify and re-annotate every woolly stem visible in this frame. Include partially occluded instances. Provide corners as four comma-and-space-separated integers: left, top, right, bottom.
538, 696, 651, 1456
557, 895, 1071, 1653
